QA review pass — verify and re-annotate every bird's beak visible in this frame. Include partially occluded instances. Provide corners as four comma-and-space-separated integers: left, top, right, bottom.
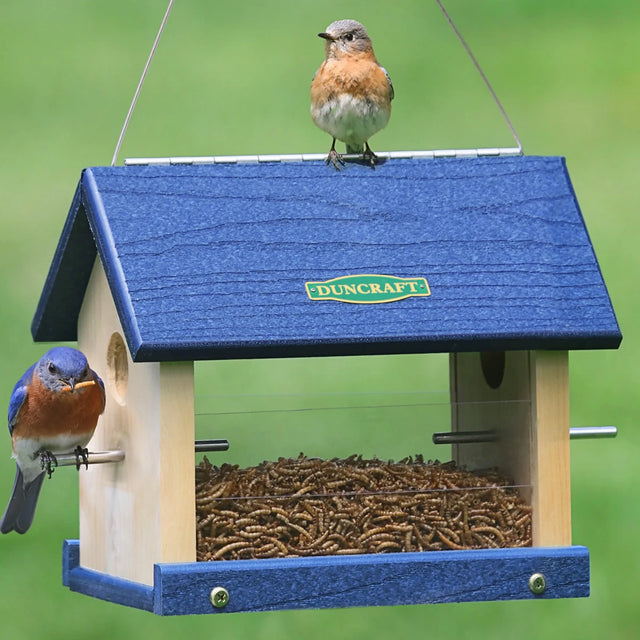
318, 32, 335, 41
62, 378, 75, 392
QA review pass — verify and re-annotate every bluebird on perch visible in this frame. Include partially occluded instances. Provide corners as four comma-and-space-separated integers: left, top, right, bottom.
311, 19, 394, 169
1, 347, 105, 534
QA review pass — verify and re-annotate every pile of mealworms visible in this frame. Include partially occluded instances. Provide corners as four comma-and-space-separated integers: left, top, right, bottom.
195, 454, 531, 561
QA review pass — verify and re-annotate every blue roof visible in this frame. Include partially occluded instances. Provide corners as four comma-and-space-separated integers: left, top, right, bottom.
31, 156, 621, 362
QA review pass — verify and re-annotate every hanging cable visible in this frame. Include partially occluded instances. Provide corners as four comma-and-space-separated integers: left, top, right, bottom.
435, 0, 523, 153
111, 0, 522, 163
111, 0, 175, 166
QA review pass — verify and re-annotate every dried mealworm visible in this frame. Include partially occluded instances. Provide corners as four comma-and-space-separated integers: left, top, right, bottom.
436, 529, 467, 550
212, 541, 252, 560
357, 526, 394, 544
195, 455, 532, 559
361, 533, 397, 547
373, 541, 403, 553
471, 525, 506, 545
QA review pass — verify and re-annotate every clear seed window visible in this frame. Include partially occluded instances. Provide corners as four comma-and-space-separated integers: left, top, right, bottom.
194, 357, 533, 561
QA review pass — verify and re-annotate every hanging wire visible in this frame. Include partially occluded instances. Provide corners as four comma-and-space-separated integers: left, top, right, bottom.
110, 0, 175, 166
111, 0, 522, 164
435, 0, 523, 153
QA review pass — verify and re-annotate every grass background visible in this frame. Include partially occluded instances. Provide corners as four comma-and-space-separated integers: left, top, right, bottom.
0, 0, 638, 636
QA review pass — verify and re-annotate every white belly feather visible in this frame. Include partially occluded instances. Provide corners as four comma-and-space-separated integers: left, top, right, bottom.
13, 433, 94, 483
311, 94, 390, 147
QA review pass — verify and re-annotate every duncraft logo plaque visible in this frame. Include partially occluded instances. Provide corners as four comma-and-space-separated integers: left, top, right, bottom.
305, 274, 430, 304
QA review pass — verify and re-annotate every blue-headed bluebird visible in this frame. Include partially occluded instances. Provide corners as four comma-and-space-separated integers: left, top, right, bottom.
311, 19, 394, 169
1, 347, 105, 534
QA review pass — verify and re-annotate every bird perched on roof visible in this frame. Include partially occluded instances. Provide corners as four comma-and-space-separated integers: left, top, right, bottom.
1, 347, 105, 534
311, 19, 394, 169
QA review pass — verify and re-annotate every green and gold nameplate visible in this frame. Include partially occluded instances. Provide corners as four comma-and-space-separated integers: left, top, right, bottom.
305, 274, 430, 304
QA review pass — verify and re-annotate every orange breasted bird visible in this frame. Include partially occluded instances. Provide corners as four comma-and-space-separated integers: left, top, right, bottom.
1, 347, 105, 534
311, 19, 394, 169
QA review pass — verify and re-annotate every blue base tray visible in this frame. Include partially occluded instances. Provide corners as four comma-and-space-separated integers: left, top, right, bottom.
62, 540, 589, 615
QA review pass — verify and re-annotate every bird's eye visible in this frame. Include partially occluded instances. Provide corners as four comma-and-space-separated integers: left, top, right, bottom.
345, 33, 354, 41
47, 362, 57, 375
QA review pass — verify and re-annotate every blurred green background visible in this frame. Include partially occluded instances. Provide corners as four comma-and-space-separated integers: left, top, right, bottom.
1, 0, 638, 637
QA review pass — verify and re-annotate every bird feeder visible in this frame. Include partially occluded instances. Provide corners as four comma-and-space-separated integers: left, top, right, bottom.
31, 153, 621, 614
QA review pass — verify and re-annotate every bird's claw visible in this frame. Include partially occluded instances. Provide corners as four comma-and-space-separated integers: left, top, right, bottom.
363, 143, 378, 169
74, 446, 90, 471
39, 450, 58, 478
325, 148, 345, 170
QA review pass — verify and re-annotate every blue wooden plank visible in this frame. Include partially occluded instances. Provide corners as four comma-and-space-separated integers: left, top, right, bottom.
62, 540, 154, 612
81, 168, 144, 356
30, 185, 97, 342
32, 157, 621, 360
153, 546, 589, 615
62, 540, 589, 615
61, 538, 80, 587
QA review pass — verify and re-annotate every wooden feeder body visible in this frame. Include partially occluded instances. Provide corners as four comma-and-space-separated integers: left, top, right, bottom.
451, 350, 571, 546
32, 156, 620, 613
77, 260, 195, 585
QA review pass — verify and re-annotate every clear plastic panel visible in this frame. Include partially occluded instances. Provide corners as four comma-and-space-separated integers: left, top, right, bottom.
194, 356, 532, 560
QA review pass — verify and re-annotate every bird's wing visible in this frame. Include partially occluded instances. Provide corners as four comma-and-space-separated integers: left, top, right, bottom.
7, 365, 33, 435
92, 369, 106, 413
381, 66, 394, 100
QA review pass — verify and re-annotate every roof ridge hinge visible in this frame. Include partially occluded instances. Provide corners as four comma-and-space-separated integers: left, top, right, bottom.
124, 148, 523, 166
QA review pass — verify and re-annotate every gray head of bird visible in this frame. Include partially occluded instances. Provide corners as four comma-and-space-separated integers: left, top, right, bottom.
318, 19, 374, 58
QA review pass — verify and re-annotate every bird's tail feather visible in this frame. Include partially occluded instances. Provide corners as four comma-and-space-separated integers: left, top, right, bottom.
0, 464, 45, 534
346, 143, 364, 155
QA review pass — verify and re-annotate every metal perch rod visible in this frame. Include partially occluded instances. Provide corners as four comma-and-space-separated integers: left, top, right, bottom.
54, 450, 126, 468
433, 426, 618, 445
54, 439, 229, 468
195, 439, 230, 452
431, 430, 497, 445
568, 426, 618, 440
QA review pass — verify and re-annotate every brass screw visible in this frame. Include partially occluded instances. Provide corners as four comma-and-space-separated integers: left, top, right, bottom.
529, 573, 546, 595
210, 586, 230, 609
